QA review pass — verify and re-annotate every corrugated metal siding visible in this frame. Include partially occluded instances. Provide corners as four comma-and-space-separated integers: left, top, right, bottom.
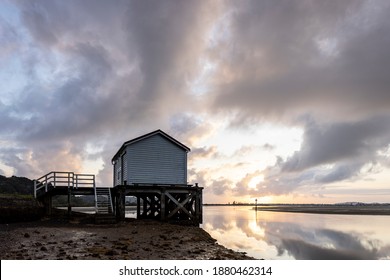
125, 134, 187, 184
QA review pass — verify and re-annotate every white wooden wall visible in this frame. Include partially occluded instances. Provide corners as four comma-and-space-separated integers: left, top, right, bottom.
114, 134, 187, 185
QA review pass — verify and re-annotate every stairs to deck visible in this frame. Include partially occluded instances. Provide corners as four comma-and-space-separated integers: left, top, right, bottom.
94, 187, 116, 224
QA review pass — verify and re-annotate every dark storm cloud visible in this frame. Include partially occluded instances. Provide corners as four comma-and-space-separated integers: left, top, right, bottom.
190, 146, 219, 161
123, 0, 217, 119
6, 1, 130, 144
1, 0, 214, 180
212, 0, 390, 122
314, 162, 363, 184
282, 116, 390, 172
15, 43, 115, 142
11, 0, 212, 134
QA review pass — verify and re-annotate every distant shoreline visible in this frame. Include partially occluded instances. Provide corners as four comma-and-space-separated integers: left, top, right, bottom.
204, 203, 390, 215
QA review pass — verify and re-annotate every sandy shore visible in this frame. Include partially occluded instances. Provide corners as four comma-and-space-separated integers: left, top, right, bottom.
0, 213, 255, 260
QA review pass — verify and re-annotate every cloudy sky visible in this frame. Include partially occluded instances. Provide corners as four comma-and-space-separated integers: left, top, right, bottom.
1, 0, 390, 203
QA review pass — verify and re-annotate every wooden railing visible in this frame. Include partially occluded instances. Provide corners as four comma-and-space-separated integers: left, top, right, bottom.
34, 171, 95, 198
74, 173, 96, 189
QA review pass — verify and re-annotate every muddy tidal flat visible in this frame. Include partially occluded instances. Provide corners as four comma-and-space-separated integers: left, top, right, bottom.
0, 214, 254, 260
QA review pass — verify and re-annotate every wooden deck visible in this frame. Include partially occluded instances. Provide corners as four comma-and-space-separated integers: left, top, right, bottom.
34, 172, 203, 225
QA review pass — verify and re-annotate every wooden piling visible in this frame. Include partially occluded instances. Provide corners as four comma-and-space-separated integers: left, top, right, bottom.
115, 186, 126, 222
43, 195, 52, 216
117, 184, 203, 225
161, 188, 166, 222
67, 188, 72, 217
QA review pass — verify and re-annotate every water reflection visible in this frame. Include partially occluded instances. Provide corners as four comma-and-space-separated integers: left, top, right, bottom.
201, 206, 390, 260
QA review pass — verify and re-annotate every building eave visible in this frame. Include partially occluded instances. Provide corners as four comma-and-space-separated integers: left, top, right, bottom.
111, 129, 190, 163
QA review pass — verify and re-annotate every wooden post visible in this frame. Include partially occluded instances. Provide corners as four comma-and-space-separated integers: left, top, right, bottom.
150, 195, 154, 218
154, 195, 161, 218
45, 174, 48, 192
143, 196, 148, 218
67, 188, 72, 217
137, 196, 141, 218
116, 186, 126, 222
161, 188, 166, 222
43, 195, 52, 216
150, 196, 153, 218
200, 190, 203, 223
195, 189, 201, 224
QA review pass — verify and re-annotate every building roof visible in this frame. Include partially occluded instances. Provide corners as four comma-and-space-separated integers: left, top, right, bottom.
111, 129, 191, 162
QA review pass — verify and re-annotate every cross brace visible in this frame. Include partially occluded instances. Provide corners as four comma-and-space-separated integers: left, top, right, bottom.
165, 192, 194, 219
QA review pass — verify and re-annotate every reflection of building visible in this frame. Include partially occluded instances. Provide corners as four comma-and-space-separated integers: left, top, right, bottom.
112, 129, 190, 186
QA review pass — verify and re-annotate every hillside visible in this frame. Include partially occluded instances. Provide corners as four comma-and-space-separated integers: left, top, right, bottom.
0, 175, 34, 195
0, 175, 42, 223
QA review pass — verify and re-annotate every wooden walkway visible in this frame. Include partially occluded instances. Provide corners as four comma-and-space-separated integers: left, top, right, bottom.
34, 171, 98, 217
34, 172, 203, 225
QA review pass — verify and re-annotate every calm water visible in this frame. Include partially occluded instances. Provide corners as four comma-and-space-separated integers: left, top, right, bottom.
70, 206, 390, 259
201, 206, 390, 260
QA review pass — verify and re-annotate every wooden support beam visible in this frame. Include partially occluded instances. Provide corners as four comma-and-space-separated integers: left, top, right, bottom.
110, 184, 203, 224
166, 192, 194, 219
